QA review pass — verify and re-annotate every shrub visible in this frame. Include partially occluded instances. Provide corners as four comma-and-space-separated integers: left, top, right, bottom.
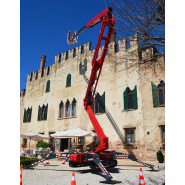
37, 141, 49, 149
156, 150, 164, 163
20, 157, 38, 167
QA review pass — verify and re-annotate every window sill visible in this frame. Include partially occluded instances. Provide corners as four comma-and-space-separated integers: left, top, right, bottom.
38, 120, 47, 121
57, 116, 77, 120
122, 109, 137, 112
23, 121, 31, 123
154, 105, 165, 107
94, 113, 105, 115
65, 85, 71, 88
45, 91, 50, 93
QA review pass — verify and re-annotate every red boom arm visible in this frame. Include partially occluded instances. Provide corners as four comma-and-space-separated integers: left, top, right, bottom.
83, 7, 116, 153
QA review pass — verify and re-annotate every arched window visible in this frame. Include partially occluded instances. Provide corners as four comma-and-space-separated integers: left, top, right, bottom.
66, 74, 71, 87
23, 107, 32, 123
72, 98, 76, 117
41, 105, 46, 120
65, 100, 70, 117
151, 81, 165, 107
79, 58, 87, 75
124, 86, 138, 110
26, 108, 30, 121
46, 80, 50, 92
92, 92, 105, 113
38, 104, 48, 121
59, 101, 64, 118
158, 80, 165, 105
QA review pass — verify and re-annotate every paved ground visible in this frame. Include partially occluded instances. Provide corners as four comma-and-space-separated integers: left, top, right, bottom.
22, 160, 165, 185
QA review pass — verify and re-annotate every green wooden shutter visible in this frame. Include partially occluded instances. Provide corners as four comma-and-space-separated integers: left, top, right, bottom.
44, 104, 48, 120
37, 105, 41, 121
66, 74, 71, 87
92, 98, 94, 113
23, 108, 26, 123
29, 107, 32, 122
124, 87, 129, 110
151, 82, 159, 107
132, 86, 138, 109
101, 92, 105, 113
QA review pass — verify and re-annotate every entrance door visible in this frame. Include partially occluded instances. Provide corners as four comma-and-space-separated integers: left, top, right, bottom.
60, 138, 71, 151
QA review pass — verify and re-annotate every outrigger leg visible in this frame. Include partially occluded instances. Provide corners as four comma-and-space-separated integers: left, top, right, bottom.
93, 154, 113, 181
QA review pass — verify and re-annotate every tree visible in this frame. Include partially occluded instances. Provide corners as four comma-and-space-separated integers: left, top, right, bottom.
105, 0, 165, 60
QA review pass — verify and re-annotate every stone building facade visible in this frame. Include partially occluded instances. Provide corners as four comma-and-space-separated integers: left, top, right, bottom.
20, 33, 165, 162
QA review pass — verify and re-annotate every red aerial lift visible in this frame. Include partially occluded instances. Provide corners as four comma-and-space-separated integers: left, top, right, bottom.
67, 7, 154, 181
68, 8, 117, 180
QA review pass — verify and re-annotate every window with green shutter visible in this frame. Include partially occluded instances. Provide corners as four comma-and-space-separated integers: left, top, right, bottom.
151, 82, 159, 107
46, 80, 50, 92
157, 80, 165, 106
38, 104, 48, 121
23, 107, 32, 123
66, 74, 71, 87
151, 81, 165, 107
124, 86, 138, 110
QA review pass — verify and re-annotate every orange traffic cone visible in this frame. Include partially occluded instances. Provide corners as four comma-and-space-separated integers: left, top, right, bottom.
139, 168, 145, 185
62, 159, 65, 164
71, 172, 76, 185
46, 160, 49, 164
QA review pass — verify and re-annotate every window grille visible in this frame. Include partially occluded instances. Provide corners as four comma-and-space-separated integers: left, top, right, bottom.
125, 128, 135, 145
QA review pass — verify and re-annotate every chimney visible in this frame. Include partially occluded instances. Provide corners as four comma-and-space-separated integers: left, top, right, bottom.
40, 55, 46, 70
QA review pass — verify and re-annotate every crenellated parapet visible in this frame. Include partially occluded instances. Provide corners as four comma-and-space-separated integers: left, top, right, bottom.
25, 33, 163, 87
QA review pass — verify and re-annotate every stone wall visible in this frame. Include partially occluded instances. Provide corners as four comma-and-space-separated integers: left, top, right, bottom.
20, 33, 165, 161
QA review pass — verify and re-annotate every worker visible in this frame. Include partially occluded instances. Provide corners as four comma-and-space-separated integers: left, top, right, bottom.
67, 30, 71, 44
73, 30, 78, 43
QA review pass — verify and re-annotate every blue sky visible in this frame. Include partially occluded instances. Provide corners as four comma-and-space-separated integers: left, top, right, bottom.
20, 0, 110, 91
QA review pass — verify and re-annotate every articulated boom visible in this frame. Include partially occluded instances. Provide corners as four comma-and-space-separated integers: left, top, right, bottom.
83, 8, 116, 153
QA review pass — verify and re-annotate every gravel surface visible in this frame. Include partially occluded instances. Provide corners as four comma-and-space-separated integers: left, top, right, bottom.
22, 160, 165, 185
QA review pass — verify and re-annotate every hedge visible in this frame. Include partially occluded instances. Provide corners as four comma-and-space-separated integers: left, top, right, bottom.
20, 156, 38, 167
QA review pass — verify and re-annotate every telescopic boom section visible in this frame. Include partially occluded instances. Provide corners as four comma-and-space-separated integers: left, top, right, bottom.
82, 7, 116, 153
